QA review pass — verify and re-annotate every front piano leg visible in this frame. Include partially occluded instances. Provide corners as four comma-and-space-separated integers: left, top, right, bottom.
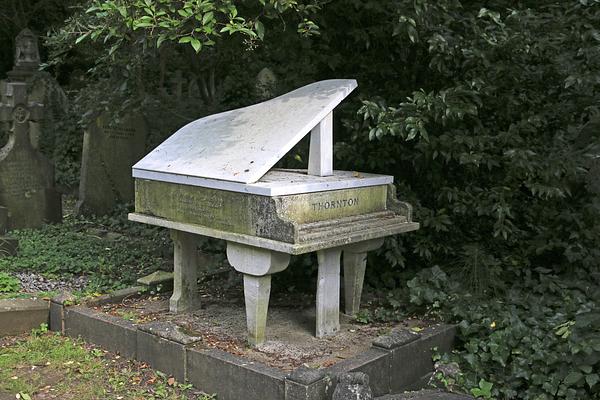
342, 238, 384, 316
169, 229, 201, 313
316, 247, 342, 338
226, 242, 290, 346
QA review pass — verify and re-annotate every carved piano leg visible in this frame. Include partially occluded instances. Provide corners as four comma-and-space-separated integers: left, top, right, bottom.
343, 238, 385, 316
169, 229, 200, 313
226, 242, 290, 346
243, 274, 272, 347
316, 247, 342, 338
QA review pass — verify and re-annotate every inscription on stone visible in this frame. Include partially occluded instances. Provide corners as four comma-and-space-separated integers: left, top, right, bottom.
1, 158, 44, 197
104, 124, 137, 140
311, 197, 359, 211
175, 192, 233, 229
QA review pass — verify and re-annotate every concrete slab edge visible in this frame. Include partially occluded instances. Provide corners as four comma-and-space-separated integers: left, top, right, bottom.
54, 290, 457, 400
0, 298, 49, 336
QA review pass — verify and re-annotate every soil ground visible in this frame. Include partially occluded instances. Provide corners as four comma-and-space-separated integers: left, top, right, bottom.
93, 273, 430, 371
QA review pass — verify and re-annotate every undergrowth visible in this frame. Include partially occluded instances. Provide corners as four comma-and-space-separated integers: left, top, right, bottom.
359, 265, 600, 399
0, 211, 169, 293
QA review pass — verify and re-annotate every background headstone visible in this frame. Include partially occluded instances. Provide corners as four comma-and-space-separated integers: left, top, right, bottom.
75, 113, 148, 216
0, 82, 62, 229
0, 206, 18, 257
255, 67, 277, 100
7, 28, 40, 83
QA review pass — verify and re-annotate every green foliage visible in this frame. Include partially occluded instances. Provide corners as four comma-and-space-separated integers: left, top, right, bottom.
0, 271, 20, 293
77, 0, 320, 54
0, 214, 167, 292
406, 266, 600, 399
319, 1, 600, 398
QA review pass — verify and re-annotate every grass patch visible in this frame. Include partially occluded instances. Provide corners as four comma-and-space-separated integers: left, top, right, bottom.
0, 328, 215, 399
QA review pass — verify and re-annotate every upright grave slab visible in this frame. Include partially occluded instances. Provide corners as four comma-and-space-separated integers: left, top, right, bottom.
130, 80, 419, 346
0, 206, 18, 256
76, 114, 147, 216
0, 82, 61, 229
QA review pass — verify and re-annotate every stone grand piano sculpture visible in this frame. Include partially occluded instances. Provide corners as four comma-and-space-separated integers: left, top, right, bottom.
129, 80, 419, 346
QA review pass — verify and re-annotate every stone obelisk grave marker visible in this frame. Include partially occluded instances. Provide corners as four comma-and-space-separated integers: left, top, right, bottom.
0, 82, 61, 229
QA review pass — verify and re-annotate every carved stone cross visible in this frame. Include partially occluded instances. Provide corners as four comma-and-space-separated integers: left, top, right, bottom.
0, 82, 43, 148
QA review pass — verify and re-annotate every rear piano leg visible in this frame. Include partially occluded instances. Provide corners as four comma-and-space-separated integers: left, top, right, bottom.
342, 238, 384, 316
169, 229, 201, 313
226, 242, 290, 346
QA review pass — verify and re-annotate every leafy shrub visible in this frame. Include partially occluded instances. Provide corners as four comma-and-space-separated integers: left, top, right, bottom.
407, 266, 600, 399
325, 1, 600, 398
0, 272, 20, 293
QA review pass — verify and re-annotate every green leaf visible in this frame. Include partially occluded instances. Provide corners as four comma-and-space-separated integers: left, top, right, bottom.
75, 32, 90, 44
586, 374, 599, 388
202, 11, 214, 25
190, 38, 202, 52
255, 20, 265, 40
564, 371, 583, 386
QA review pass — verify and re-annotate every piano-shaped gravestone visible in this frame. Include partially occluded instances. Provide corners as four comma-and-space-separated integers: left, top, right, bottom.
130, 80, 419, 346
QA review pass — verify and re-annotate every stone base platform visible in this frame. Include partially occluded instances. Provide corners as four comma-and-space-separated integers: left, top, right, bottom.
50, 288, 457, 400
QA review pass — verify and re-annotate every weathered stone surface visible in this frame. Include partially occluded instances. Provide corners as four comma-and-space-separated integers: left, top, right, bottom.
86, 286, 145, 306
256, 67, 277, 99
170, 230, 201, 313
327, 348, 391, 397
49, 301, 63, 332
372, 329, 421, 350
6, 29, 40, 82
287, 366, 328, 385
0, 206, 8, 234
187, 347, 286, 400
285, 379, 329, 400
49, 292, 76, 333
135, 179, 387, 243
342, 239, 384, 316
333, 372, 373, 400
64, 306, 137, 358
137, 329, 186, 381
133, 80, 358, 184
377, 390, 474, 400
137, 270, 174, 287
389, 325, 457, 393
0, 298, 48, 336
0, 82, 61, 230
76, 113, 147, 216
137, 321, 202, 345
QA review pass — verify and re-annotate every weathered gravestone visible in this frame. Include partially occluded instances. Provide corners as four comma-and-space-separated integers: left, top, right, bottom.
7, 28, 40, 83
0, 206, 18, 257
75, 114, 148, 216
0, 82, 62, 229
1, 28, 68, 151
